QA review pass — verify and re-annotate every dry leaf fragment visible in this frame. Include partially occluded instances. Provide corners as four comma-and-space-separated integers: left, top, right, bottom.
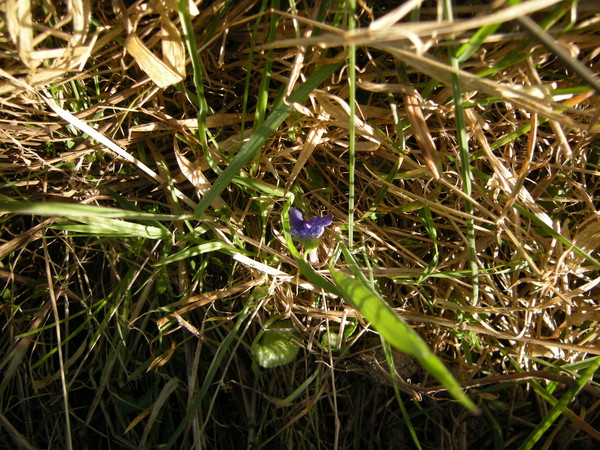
402, 90, 440, 179
6, 0, 34, 67
126, 34, 184, 88
125, 0, 186, 87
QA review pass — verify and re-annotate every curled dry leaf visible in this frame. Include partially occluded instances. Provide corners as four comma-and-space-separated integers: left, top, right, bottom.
125, 0, 185, 87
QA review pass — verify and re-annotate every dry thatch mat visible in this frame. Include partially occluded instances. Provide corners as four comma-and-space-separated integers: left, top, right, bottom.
1, 0, 599, 448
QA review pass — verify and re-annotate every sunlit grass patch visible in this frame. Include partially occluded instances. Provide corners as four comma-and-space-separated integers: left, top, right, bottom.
1, 0, 599, 448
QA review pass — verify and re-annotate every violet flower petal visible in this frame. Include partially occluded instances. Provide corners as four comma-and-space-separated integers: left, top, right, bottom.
289, 207, 332, 240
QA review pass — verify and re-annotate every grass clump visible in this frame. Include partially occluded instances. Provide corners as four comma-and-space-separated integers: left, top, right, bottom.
1, 0, 599, 448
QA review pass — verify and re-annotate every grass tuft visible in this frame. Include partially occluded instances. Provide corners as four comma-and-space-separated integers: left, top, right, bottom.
1, 1, 599, 448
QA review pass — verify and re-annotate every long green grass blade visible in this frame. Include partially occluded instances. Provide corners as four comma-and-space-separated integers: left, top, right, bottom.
193, 61, 342, 217
177, 0, 209, 148
156, 241, 240, 266
347, 0, 357, 248
334, 240, 477, 411
329, 267, 475, 410
164, 297, 253, 448
456, 0, 522, 63
50, 217, 170, 240
518, 356, 600, 450
254, 2, 279, 128
0, 201, 193, 221
444, 0, 479, 305
513, 203, 600, 269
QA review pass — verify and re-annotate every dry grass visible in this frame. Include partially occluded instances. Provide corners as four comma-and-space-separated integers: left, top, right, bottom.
1, 0, 599, 448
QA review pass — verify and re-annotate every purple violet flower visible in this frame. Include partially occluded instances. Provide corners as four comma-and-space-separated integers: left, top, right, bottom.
289, 207, 332, 240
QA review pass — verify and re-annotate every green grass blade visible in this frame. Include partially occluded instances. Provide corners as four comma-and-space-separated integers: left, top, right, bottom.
518, 356, 600, 450
0, 201, 193, 221
334, 240, 477, 411
268, 368, 321, 408
476, 1, 573, 78
177, 0, 209, 148
231, 175, 287, 198
193, 61, 342, 217
444, 0, 479, 305
50, 217, 171, 240
164, 297, 253, 448
347, 0, 357, 248
513, 203, 600, 269
254, 2, 279, 128
456, 0, 522, 63
156, 241, 240, 266
381, 338, 423, 450
329, 266, 476, 411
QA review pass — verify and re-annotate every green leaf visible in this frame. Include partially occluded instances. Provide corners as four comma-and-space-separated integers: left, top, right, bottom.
330, 266, 476, 411
251, 320, 300, 368
320, 331, 341, 353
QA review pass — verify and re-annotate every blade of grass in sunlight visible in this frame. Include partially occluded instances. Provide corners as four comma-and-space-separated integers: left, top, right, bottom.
50, 218, 170, 240
0, 201, 194, 221
193, 61, 342, 217
177, 0, 209, 149
456, 0, 522, 63
329, 266, 476, 411
332, 240, 477, 411
254, 3, 279, 129
240, 3, 265, 134
443, 0, 479, 305
475, 1, 572, 78
347, 0, 357, 248
155, 241, 244, 266
517, 16, 600, 94
513, 203, 600, 269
